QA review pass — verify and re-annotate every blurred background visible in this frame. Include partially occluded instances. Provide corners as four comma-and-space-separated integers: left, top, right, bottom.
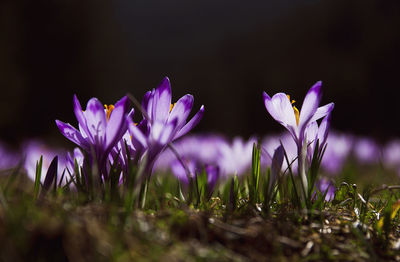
1, 0, 400, 147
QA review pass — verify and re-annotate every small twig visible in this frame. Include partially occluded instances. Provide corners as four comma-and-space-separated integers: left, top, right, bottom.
370, 184, 400, 196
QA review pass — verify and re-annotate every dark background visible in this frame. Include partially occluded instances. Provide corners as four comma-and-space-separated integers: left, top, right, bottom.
1, 0, 400, 147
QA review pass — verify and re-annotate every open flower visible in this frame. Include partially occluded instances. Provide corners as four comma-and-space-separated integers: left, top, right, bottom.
56, 95, 131, 178
263, 81, 334, 147
263, 81, 334, 194
127, 77, 204, 174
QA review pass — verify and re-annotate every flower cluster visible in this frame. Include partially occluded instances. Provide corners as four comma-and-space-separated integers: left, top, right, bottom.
4, 77, 400, 205
54, 77, 204, 187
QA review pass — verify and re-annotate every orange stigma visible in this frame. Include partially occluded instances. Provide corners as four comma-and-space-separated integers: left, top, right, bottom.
169, 103, 176, 113
104, 104, 115, 121
287, 95, 299, 126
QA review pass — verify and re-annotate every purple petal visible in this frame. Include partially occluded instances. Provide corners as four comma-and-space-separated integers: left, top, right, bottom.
152, 77, 172, 122
309, 102, 335, 123
270, 145, 284, 190
263, 92, 298, 139
56, 120, 89, 150
73, 95, 92, 141
105, 96, 130, 152
317, 113, 331, 149
305, 121, 319, 144
142, 90, 154, 120
83, 98, 107, 144
298, 81, 322, 129
174, 105, 205, 140
206, 164, 220, 192
151, 119, 178, 145
127, 116, 148, 150
168, 94, 194, 128
171, 159, 195, 185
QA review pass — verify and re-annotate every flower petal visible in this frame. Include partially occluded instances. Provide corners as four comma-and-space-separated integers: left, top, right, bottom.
309, 102, 335, 123
298, 81, 322, 129
263, 92, 298, 138
105, 96, 130, 152
151, 119, 177, 145
174, 105, 205, 140
168, 94, 194, 128
305, 121, 319, 144
317, 112, 331, 148
127, 116, 148, 150
55, 120, 89, 150
142, 90, 154, 120
152, 77, 172, 122
83, 98, 107, 144
73, 95, 92, 141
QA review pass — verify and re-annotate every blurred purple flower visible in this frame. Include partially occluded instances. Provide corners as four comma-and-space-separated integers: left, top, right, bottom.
217, 137, 256, 177
171, 158, 219, 194
154, 134, 225, 172
56, 95, 131, 178
262, 133, 298, 173
383, 140, 400, 176
127, 77, 204, 174
24, 141, 68, 184
321, 132, 353, 174
353, 137, 381, 164
0, 142, 20, 170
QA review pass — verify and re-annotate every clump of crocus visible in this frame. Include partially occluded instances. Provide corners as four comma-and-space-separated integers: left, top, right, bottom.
56, 95, 131, 182
263, 81, 334, 198
127, 77, 204, 177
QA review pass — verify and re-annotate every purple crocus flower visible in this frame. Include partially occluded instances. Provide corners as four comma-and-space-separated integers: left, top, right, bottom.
263, 82, 334, 147
353, 137, 381, 164
56, 95, 131, 179
127, 77, 204, 175
263, 82, 334, 193
24, 140, 68, 184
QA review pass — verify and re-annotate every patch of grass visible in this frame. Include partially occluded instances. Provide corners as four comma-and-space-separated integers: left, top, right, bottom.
1, 164, 400, 261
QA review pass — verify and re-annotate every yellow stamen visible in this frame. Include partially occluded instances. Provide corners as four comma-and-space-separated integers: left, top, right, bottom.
287, 95, 299, 126
104, 104, 115, 121
293, 106, 300, 126
169, 103, 176, 113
